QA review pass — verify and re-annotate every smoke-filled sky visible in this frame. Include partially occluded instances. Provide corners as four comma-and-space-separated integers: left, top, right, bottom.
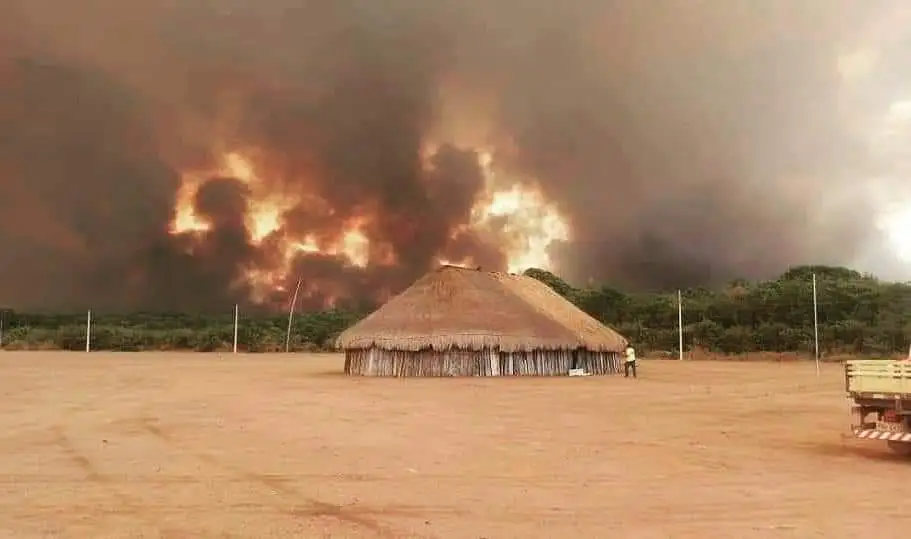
2, 0, 911, 311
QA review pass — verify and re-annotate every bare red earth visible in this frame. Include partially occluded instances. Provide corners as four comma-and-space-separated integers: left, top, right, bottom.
0, 353, 906, 538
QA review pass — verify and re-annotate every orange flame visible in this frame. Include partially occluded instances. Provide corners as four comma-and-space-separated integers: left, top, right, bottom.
468, 149, 570, 272
170, 146, 570, 303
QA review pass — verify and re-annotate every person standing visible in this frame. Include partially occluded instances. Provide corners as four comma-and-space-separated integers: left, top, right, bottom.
624, 344, 637, 378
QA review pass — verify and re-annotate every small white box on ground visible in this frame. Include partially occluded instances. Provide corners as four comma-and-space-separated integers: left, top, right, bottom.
569, 368, 589, 377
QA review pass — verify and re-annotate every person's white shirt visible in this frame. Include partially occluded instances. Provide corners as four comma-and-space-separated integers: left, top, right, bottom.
625, 346, 636, 363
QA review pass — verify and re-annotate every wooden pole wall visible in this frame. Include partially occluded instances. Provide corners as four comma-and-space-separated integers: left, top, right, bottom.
344, 348, 622, 377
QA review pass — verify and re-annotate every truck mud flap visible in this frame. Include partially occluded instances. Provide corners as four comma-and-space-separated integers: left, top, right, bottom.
853, 428, 911, 442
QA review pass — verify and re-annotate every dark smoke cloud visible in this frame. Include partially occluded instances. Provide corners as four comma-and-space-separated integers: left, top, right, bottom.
0, 0, 908, 311
483, 1, 903, 289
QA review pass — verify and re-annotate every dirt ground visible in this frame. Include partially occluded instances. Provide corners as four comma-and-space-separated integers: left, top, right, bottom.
0, 353, 907, 538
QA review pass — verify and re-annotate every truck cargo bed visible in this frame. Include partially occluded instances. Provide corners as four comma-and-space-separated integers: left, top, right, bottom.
846, 359, 911, 397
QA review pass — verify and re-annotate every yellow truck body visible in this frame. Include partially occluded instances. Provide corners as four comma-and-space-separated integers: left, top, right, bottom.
846, 359, 911, 454
846, 360, 911, 396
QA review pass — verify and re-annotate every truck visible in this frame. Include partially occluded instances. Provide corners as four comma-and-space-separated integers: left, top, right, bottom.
847, 358, 911, 455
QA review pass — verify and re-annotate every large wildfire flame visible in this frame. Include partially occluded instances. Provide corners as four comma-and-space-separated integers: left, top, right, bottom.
170, 148, 569, 304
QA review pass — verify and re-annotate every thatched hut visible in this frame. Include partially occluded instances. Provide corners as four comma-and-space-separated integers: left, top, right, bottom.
336, 265, 629, 377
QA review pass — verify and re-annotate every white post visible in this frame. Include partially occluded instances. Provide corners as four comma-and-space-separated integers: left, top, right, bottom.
233, 304, 239, 354
812, 273, 820, 376
677, 290, 684, 360
85, 310, 92, 353
285, 277, 303, 353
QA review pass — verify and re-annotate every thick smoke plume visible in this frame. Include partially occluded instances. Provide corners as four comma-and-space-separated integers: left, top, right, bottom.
0, 1, 906, 311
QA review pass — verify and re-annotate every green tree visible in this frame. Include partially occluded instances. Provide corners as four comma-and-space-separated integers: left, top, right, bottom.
1, 264, 908, 357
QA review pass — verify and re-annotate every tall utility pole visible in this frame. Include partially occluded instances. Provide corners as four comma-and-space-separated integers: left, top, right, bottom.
677, 290, 684, 360
285, 277, 303, 353
233, 304, 239, 354
85, 310, 92, 353
812, 274, 820, 376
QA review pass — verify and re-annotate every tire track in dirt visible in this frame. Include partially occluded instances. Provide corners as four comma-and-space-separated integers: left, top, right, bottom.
50, 425, 107, 484
133, 415, 430, 539
49, 424, 187, 537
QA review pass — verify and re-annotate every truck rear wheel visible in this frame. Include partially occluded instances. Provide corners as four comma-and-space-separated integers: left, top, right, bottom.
887, 441, 911, 456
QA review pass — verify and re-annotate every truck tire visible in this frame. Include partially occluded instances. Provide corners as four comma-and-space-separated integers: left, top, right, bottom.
887, 441, 911, 456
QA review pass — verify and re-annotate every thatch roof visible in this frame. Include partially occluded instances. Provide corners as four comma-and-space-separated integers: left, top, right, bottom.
336, 265, 628, 353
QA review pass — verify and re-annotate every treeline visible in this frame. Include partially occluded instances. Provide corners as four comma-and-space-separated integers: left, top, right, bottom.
1, 264, 909, 355
525, 265, 911, 356
0, 310, 362, 352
